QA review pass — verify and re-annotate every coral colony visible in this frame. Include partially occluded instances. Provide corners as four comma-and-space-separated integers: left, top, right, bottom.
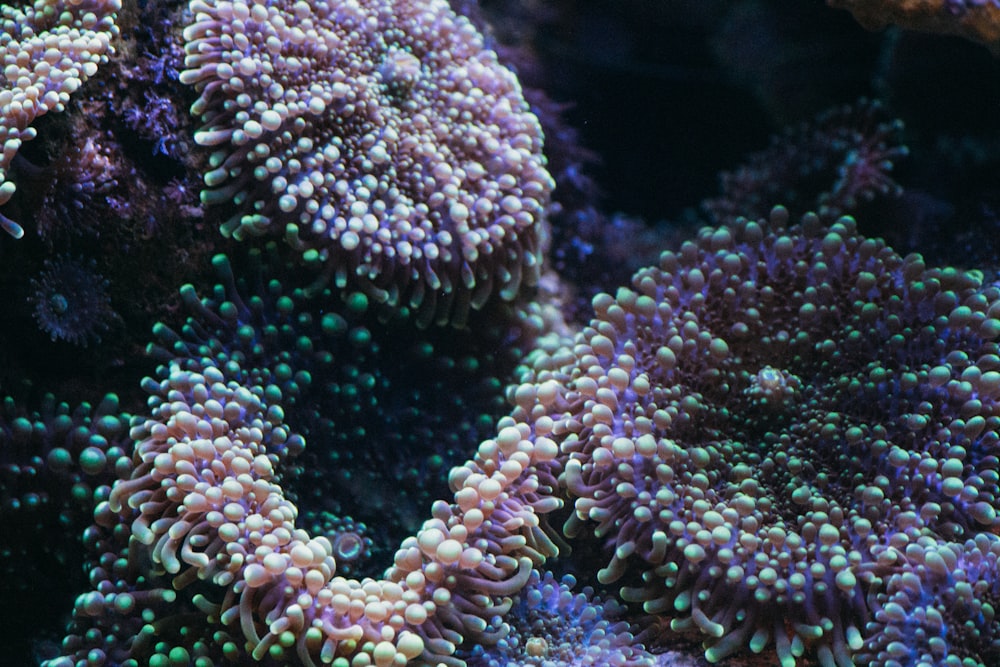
0, 1, 998, 667
180, 0, 552, 327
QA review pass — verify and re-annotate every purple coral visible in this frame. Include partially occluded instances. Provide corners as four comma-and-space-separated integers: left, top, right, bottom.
462, 569, 655, 667
505, 205, 1000, 665
35, 137, 120, 240
860, 535, 1000, 667
179, 0, 554, 326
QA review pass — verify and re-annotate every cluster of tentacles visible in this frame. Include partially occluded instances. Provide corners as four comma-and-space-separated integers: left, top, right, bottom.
506, 205, 1000, 666
20, 1, 1000, 665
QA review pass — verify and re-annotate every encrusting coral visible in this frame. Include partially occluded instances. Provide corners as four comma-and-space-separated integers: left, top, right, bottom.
179, 0, 554, 327
828, 0, 1000, 54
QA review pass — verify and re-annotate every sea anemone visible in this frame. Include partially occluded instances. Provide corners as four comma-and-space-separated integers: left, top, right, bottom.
508, 205, 1000, 665
28, 256, 116, 346
180, 0, 553, 325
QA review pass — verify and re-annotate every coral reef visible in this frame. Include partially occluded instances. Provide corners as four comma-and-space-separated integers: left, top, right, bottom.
1, 1, 999, 666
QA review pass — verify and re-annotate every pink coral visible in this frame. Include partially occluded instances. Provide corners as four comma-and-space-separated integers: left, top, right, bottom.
180, 0, 554, 326
92, 358, 562, 666
829, 0, 1000, 53
0, 0, 121, 238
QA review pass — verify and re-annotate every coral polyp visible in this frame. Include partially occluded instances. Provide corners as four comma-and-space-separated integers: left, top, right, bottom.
28, 256, 117, 346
